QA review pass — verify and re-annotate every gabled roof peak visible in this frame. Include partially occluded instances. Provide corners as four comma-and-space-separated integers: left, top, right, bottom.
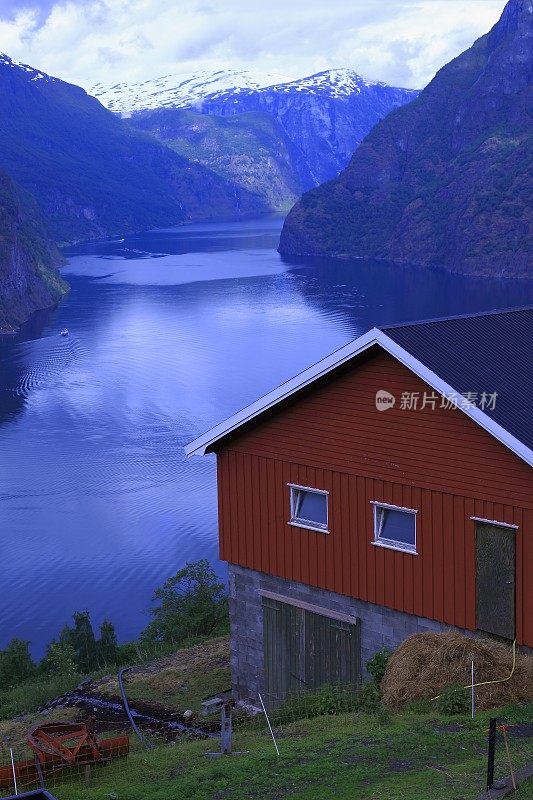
185, 308, 533, 466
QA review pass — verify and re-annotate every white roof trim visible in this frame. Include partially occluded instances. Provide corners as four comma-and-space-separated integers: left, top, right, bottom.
185, 328, 533, 467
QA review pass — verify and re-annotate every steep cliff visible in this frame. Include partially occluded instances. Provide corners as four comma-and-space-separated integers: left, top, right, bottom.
199, 72, 418, 190
279, 0, 532, 278
0, 171, 68, 333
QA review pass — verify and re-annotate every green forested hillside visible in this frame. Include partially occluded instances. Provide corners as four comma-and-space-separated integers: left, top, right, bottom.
279, 0, 532, 278
0, 55, 266, 244
0, 171, 68, 331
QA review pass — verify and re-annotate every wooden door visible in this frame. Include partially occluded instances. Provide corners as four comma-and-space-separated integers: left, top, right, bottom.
476, 522, 515, 639
262, 597, 360, 707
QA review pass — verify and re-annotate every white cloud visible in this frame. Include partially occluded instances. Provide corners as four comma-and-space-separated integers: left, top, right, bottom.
0, 0, 507, 91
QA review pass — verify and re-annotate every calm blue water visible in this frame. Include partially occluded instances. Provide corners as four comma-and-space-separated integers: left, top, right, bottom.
1, 216, 532, 656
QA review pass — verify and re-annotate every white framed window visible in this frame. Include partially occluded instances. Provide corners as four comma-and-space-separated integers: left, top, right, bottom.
288, 484, 329, 533
371, 501, 417, 554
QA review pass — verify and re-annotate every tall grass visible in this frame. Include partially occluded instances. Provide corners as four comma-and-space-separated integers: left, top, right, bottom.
0, 674, 82, 719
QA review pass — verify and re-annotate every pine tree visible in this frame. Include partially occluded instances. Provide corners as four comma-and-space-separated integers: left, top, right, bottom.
0, 639, 36, 688
98, 619, 119, 666
71, 610, 98, 672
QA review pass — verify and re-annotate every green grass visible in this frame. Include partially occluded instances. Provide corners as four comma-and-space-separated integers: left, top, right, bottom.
0, 673, 82, 720
48, 702, 532, 800
95, 636, 231, 715
1, 637, 529, 799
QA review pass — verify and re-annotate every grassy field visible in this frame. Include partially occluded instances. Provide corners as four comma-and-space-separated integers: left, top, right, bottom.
93, 636, 231, 714
1, 637, 530, 800
51, 703, 532, 800
47, 706, 533, 800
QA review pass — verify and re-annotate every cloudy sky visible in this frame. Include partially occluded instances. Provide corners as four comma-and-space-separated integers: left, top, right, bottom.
0, 0, 507, 91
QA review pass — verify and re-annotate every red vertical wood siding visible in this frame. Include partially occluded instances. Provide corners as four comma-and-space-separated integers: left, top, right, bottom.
215, 351, 533, 647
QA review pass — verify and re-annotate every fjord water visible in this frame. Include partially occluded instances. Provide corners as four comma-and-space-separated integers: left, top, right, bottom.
1, 216, 532, 656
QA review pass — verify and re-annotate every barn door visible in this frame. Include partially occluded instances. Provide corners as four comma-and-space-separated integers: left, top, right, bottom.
262, 597, 360, 708
262, 598, 305, 705
476, 522, 515, 639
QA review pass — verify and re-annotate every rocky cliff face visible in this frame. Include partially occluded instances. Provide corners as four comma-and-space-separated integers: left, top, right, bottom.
199, 73, 418, 190
130, 108, 302, 212
0, 54, 267, 244
279, 0, 532, 278
0, 171, 68, 333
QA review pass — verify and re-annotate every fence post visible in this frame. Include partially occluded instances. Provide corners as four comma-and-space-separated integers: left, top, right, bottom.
486, 717, 497, 790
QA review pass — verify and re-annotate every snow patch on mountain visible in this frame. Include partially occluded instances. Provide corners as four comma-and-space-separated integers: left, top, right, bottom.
91, 68, 392, 114
0, 52, 58, 83
91, 69, 287, 113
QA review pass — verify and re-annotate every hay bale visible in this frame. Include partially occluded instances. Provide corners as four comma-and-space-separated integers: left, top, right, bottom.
381, 632, 533, 710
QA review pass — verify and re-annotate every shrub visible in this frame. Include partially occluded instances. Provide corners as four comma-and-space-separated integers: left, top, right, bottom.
270, 684, 360, 725
98, 619, 119, 666
436, 684, 470, 715
405, 697, 433, 714
366, 648, 393, 685
44, 640, 77, 677
360, 680, 382, 713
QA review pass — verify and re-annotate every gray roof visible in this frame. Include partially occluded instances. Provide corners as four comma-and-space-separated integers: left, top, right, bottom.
383, 306, 533, 452
186, 306, 533, 466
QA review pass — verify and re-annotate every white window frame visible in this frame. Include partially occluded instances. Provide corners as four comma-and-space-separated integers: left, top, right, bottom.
470, 516, 519, 530
370, 501, 418, 554
288, 483, 329, 533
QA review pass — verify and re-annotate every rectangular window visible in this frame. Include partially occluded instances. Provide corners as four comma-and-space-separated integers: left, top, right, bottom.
371, 501, 417, 554
289, 484, 329, 532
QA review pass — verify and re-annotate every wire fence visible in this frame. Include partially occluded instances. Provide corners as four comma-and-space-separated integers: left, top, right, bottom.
0, 720, 142, 797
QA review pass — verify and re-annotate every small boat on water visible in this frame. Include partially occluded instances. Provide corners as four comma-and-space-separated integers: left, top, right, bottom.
60, 328, 69, 337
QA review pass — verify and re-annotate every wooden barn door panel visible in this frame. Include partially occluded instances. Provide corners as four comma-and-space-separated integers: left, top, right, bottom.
304, 613, 360, 691
262, 597, 360, 708
476, 522, 515, 639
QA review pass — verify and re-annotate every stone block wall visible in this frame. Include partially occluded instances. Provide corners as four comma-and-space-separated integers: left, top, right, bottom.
228, 563, 476, 704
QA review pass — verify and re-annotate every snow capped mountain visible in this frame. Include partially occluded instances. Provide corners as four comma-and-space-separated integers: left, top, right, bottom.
102, 66, 419, 191
266, 69, 388, 99
91, 69, 289, 113
91, 68, 395, 114
0, 52, 59, 84
0, 51, 269, 242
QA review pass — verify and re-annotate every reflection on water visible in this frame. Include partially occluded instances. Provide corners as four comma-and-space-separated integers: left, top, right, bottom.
1, 216, 531, 655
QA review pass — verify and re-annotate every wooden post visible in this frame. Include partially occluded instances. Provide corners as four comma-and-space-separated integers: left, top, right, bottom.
501, 728, 516, 791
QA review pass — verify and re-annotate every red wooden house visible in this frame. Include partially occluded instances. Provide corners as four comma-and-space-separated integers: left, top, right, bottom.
186, 307, 533, 706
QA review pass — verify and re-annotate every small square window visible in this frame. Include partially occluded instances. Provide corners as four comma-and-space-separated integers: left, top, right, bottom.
372, 502, 417, 553
289, 485, 328, 532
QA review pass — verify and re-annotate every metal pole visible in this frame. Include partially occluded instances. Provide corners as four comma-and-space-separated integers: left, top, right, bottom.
220, 702, 233, 755
10, 748, 18, 795
471, 660, 475, 719
258, 692, 280, 756
486, 718, 497, 790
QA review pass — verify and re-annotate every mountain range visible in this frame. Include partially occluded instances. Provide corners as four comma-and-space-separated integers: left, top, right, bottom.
279, 0, 532, 278
95, 69, 419, 205
0, 58, 419, 333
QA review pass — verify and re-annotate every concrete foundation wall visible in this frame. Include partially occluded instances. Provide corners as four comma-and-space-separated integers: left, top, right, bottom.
228, 563, 477, 704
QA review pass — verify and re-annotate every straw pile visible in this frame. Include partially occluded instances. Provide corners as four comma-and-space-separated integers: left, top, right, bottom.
381, 631, 533, 710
